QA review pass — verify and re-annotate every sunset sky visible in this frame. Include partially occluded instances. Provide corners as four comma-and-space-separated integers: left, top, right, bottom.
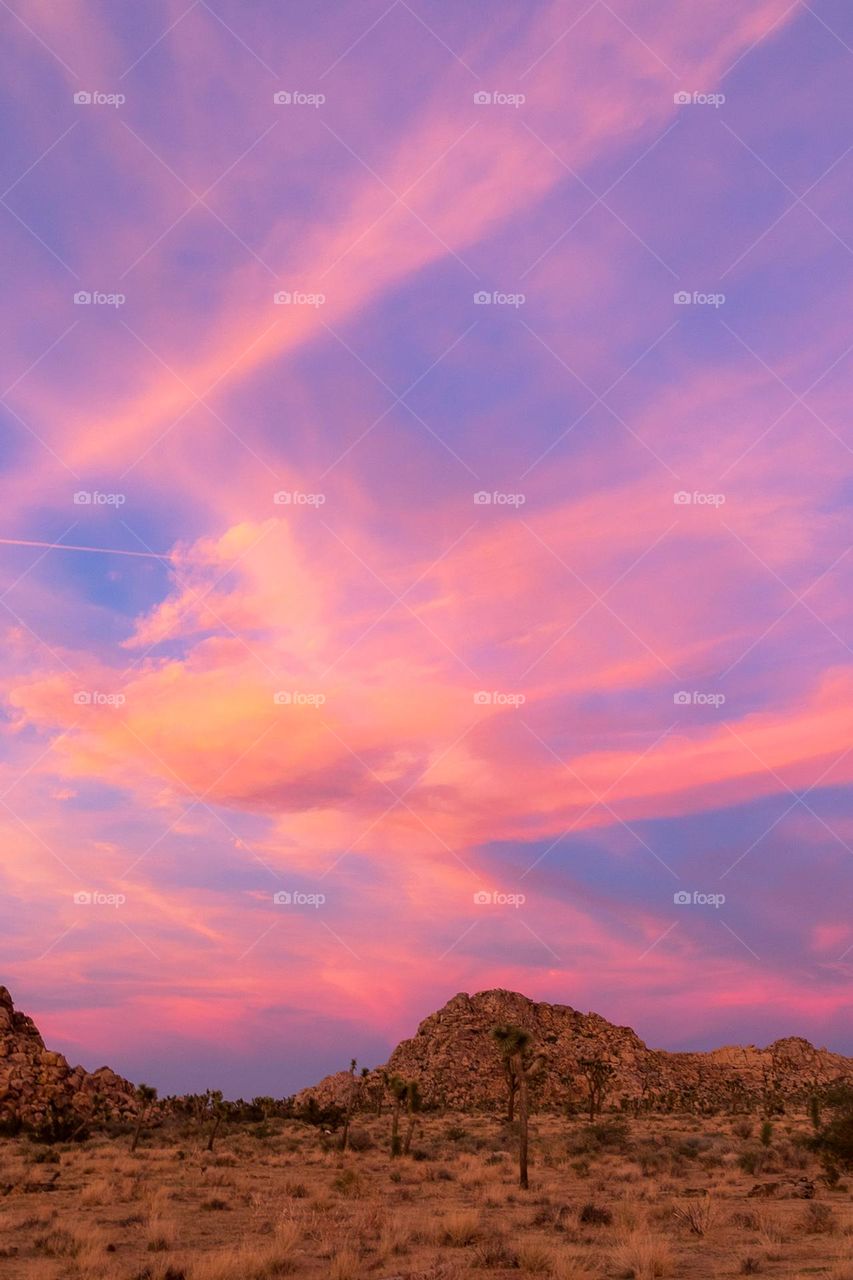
1, 0, 852, 1097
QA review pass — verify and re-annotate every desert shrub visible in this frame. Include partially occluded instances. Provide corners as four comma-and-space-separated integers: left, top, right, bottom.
672, 1197, 715, 1236
439, 1210, 481, 1246
731, 1211, 759, 1230
579, 1202, 613, 1226
472, 1238, 520, 1268
32, 1149, 61, 1164
739, 1257, 761, 1274
612, 1229, 673, 1278
345, 1128, 373, 1152
811, 1087, 853, 1178
328, 1246, 360, 1280
516, 1242, 553, 1272
738, 1148, 772, 1176
734, 1120, 753, 1140
759, 1122, 773, 1147
332, 1168, 363, 1198
801, 1202, 836, 1234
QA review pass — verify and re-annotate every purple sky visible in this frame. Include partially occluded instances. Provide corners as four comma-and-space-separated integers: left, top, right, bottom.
1, 0, 852, 1097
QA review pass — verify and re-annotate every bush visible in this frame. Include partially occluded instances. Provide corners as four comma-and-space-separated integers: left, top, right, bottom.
580, 1202, 613, 1226
801, 1202, 835, 1234
810, 1086, 853, 1177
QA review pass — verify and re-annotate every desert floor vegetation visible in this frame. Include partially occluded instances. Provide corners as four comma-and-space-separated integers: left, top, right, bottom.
0, 1111, 851, 1278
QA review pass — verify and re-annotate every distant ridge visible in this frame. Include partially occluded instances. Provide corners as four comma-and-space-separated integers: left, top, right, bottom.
297, 989, 853, 1113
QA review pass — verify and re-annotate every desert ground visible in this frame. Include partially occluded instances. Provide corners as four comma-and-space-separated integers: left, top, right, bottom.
0, 1110, 850, 1280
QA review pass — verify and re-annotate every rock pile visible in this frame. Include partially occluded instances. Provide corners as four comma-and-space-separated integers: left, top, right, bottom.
0, 986, 137, 1134
298, 989, 853, 1115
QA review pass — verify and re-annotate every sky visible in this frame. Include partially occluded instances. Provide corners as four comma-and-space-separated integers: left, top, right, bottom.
0, 0, 852, 1099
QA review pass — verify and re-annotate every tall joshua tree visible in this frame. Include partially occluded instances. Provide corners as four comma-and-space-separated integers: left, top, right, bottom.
402, 1080, 422, 1155
131, 1083, 158, 1152
388, 1075, 408, 1157
341, 1059, 357, 1153
206, 1090, 227, 1152
492, 1025, 545, 1190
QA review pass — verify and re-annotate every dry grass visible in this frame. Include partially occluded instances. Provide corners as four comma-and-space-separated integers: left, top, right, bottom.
0, 1111, 850, 1279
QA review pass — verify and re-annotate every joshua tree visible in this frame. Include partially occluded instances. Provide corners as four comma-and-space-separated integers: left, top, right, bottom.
206, 1090, 227, 1152
500, 1044, 519, 1121
402, 1080, 422, 1155
374, 1070, 389, 1118
388, 1075, 408, 1157
341, 1059, 357, 1153
131, 1083, 158, 1152
492, 1025, 545, 1189
579, 1058, 614, 1121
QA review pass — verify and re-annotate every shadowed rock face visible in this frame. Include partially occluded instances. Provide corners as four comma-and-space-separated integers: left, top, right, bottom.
0, 986, 137, 1131
297, 989, 853, 1113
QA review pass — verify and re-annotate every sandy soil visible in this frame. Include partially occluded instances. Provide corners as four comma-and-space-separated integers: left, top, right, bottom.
0, 1111, 851, 1279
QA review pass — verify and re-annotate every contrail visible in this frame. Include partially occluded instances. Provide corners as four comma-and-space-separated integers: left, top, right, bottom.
0, 537, 173, 561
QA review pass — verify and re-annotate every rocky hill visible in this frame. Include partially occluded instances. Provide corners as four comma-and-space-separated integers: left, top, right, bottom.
0, 986, 138, 1134
297, 989, 853, 1115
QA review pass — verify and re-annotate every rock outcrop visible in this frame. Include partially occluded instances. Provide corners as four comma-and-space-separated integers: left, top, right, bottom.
297, 989, 853, 1115
0, 986, 137, 1133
